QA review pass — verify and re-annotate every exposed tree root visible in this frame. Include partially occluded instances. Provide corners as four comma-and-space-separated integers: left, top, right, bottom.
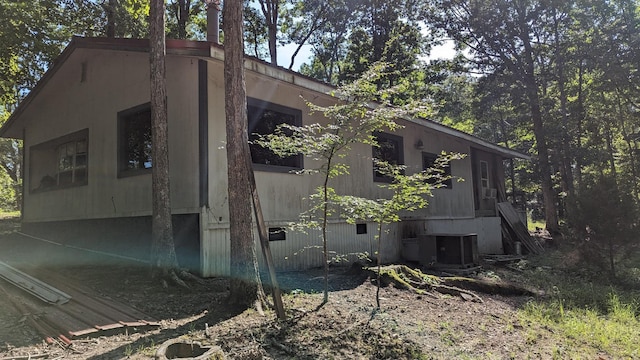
365, 265, 540, 303
167, 269, 190, 289
178, 268, 207, 285
439, 276, 541, 297
155, 268, 197, 290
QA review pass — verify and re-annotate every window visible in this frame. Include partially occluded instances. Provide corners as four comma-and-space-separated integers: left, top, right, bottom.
247, 98, 302, 171
356, 223, 367, 235
422, 152, 452, 189
480, 160, 489, 188
268, 227, 286, 241
118, 103, 152, 177
30, 129, 88, 192
372, 132, 404, 182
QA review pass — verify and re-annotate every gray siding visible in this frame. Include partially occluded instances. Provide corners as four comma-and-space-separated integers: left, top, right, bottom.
21, 49, 200, 222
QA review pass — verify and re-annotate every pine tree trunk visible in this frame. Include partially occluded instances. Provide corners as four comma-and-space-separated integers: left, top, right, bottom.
223, 0, 260, 306
527, 82, 559, 234
106, 0, 117, 37
150, 0, 179, 275
520, 22, 559, 234
258, 0, 278, 64
177, 0, 190, 39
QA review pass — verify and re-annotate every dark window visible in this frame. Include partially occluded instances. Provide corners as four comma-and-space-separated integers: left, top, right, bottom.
480, 160, 489, 188
118, 103, 152, 177
422, 152, 452, 189
268, 227, 286, 241
247, 98, 302, 171
356, 223, 367, 235
372, 132, 404, 182
30, 129, 89, 192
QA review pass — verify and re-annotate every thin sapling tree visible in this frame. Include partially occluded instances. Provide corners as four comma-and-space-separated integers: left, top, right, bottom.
340, 154, 465, 309
256, 63, 431, 305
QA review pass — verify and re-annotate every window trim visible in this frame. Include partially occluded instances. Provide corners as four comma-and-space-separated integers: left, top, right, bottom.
117, 102, 152, 178
268, 227, 287, 241
372, 132, 404, 183
479, 160, 490, 189
422, 152, 453, 189
247, 97, 303, 173
29, 128, 89, 193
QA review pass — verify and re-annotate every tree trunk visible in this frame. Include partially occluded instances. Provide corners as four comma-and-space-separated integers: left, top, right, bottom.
527, 81, 559, 234
268, 22, 278, 65
106, 0, 117, 38
149, 0, 179, 275
258, 0, 278, 64
616, 94, 640, 198
556, 51, 574, 202
177, 0, 191, 39
223, 0, 261, 306
604, 119, 618, 184
519, 16, 559, 234
575, 60, 585, 190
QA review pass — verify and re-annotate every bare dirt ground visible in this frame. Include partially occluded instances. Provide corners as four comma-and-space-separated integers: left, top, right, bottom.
0, 218, 563, 359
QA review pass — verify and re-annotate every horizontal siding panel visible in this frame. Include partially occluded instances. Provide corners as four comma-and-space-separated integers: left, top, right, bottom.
201, 221, 401, 276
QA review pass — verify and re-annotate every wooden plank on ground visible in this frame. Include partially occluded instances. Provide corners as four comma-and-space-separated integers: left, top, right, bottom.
0, 260, 71, 305
3, 266, 160, 342
497, 202, 544, 255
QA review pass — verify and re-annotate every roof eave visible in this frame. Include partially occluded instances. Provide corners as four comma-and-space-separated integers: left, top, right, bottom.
0, 37, 212, 139
404, 117, 531, 160
0, 36, 531, 162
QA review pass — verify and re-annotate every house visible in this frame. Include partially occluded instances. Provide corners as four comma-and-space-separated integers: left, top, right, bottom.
0, 37, 528, 277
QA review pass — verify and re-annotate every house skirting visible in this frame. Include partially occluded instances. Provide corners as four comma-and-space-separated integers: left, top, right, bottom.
200, 219, 400, 277
21, 214, 201, 273
200, 216, 503, 277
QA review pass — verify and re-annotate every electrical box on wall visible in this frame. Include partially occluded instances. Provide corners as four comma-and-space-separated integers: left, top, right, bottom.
418, 233, 479, 268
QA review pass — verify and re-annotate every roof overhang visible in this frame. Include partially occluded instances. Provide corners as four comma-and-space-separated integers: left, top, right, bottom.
0, 36, 530, 161
404, 117, 530, 160
0, 37, 212, 139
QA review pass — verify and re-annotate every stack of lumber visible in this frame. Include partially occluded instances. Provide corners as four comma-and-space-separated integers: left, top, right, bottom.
497, 202, 545, 255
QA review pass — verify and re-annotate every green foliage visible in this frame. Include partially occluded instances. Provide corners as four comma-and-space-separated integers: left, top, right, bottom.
0, 0, 69, 106
0, 166, 16, 211
0, 107, 20, 211
167, 0, 203, 39
566, 176, 639, 277
502, 246, 640, 358
339, 153, 464, 308
521, 294, 640, 358
425, 0, 640, 233
258, 63, 435, 303
243, 4, 269, 58
294, 0, 431, 91
340, 154, 464, 226
257, 63, 432, 177
519, 268, 640, 358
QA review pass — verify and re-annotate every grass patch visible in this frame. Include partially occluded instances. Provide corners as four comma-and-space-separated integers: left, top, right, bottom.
514, 247, 640, 359
521, 294, 639, 357
0, 211, 20, 235
527, 217, 545, 232
0, 210, 19, 219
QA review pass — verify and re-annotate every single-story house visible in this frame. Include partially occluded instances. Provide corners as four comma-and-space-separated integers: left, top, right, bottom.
0, 37, 528, 277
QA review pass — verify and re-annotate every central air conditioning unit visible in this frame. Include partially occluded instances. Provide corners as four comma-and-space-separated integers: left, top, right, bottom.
418, 233, 479, 268
482, 187, 497, 199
